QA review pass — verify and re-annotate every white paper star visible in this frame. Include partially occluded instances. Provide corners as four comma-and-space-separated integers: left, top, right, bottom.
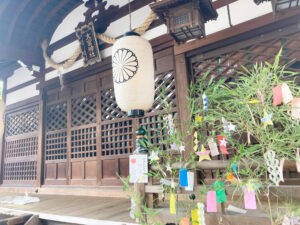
228, 123, 236, 132
180, 145, 185, 152
166, 165, 172, 172
220, 138, 227, 146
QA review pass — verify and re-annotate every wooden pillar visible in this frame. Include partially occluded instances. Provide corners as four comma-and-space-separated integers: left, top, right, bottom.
0, 78, 7, 184
174, 53, 191, 160
96, 74, 102, 185
36, 68, 46, 187
36, 90, 46, 187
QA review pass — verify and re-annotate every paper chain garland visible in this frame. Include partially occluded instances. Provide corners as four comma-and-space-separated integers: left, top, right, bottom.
264, 150, 284, 186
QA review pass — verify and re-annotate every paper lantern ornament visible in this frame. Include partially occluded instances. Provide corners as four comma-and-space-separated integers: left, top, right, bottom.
112, 32, 154, 117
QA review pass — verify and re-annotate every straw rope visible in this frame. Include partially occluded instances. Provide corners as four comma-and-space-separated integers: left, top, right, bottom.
42, 11, 157, 70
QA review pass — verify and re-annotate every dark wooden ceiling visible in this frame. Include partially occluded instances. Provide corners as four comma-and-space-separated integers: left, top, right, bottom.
0, 0, 83, 79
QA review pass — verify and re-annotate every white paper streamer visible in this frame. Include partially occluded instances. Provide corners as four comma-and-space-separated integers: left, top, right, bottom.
296, 148, 300, 173
185, 172, 194, 191
197, 203, 206, 225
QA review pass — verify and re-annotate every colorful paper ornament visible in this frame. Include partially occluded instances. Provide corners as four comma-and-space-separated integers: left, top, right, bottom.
208, 138, 219, 156
244, 188, 257, 210
282, 83, 293, 104
180, 168, 188, 187
196, 145, 211, 162
196, 115, 203, 123
194, 132, 199, 151
170, 143, 177, 150
202, 93, 208, 112
232, 163, 240, 181
248, 99, 260, 104
166, 164, 172, 172
206, 191, 217, 212
149, 151, 159, 161
296, 148, 300, 173
226, 205, 247, 214
170, 193, 176, 214
129, 198, 136, 219
264, 150, 284, 186
226, 173, 239, 183
257, 89, 264, 107
273, 85, 282, 106
261, 109, 273, 129
213, 181, 227, 203
180, 218, 189, 225
222, 117, 230, 135
197, 203, 206, 225
291, 98, 300, 119
185, 172, 194, 191
191, 209, 199, 225
218, 136, 229, 155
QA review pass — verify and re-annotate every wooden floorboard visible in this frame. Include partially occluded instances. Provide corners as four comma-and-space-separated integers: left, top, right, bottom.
0, 192, 136, 224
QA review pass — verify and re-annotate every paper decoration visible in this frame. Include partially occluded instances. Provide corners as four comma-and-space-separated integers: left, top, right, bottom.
226, 205, 247, 214
196, 145, 211, 162
194, 132, 199, 151
273, 85, 282, 106
218, 136, 229, 155
166, 164, 172, 172
257, 89, 264, 107
264, 150, 284, 186
244, 188, 257, 210
296, 148, 300, 173
129, 198, 136, 219
149, 151, 159, 161
164, 114, 175, 135
202, 93, 208, 112
291, 98, 300, 119
232, 163, 240, 181
222, 117, 230, 135
170, 143, 177, 150
290, 215, 300, 225
160, 178, 178, 187
248, 99, 260, 104
129, 155, 148, 183
197, 203, 206, 225
282, 83, 293, 104
226, 173, 239, 183
213, 181, 226, 203
206, 191, 217, 212
180, 145, 185, 152
208, 138, 219, 156
170, 193, 176, 214
261, 109, 273, 129
196, 115, 202, 123
185, 172, 194, 191
180, 218, 189, 225
191, 209, 199, 225
180, 168, 188, 187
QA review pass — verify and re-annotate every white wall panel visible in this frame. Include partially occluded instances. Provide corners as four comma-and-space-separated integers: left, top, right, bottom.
7, 67, 35, 89
6, 83, 39, 105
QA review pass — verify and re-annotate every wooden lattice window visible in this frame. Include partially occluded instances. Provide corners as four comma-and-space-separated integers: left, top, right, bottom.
71, 94, 96, 127
138, 111, 177, 150
3, 161, 37, 181
151, 71, 177, 112
100, 88, 126, 121
46, 131, 67, 161
71, 126, 97, 159
101, 119, 133, 156
5, 107, 39, 137
47, 101, 67, 131
5, 137, 38, 158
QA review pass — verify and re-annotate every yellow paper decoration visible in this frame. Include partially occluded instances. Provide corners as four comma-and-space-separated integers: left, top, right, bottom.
248, 99, 260, 103
198, 145, 211, 162
191, 209, 199, 225
262, 109, 273, 129
170, 193, 176, 214
196, 115, 202, 122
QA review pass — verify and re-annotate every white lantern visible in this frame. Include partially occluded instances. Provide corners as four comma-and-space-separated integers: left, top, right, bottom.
112, 32, 155, 117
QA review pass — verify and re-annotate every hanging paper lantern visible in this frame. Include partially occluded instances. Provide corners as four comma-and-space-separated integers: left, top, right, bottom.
112, 32, 154, 117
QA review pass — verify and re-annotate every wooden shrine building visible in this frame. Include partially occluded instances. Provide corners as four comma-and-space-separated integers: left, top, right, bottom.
0, 0, 299, 224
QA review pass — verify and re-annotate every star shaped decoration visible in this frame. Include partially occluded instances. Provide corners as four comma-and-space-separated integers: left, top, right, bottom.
261, 109, 273, 129
220, 138, 227, 146
196, 145, 211, 162
228, 123, 236, 132
149, 151, 159, 161
170, 143, 177, 150
196, 115, 202, 122
166, 165, 172, 172
179, 145, 185, 152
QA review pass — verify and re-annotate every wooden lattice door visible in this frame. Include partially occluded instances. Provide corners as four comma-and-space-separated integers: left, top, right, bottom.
2, 105, 39, 185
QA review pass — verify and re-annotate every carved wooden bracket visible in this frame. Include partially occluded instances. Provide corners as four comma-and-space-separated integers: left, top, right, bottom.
76, 0, 119, 34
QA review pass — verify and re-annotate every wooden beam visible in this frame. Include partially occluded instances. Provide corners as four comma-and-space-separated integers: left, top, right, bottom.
174, 6, 300, 56
5, 0, 31, 44
6, 78, 39, 94
212, 0, 238, 9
